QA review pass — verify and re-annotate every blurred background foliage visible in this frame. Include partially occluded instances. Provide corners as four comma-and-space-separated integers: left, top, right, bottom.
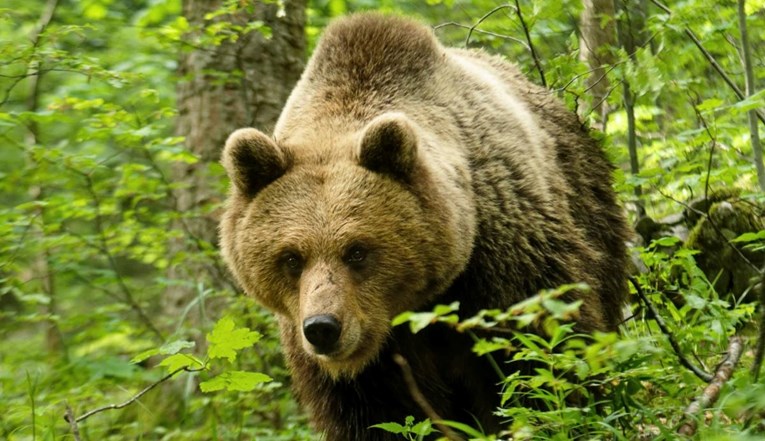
0, 0, 763, 439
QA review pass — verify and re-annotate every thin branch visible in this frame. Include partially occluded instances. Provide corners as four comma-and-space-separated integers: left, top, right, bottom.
65, 366, 203, 424
690, 98, 717, 203
393, 354, 464, 441
558, 61, 623, 95
513, 0, 546, 87
677, 335, 744, 436
629, 277, 714, 382
64, 403, 81, 441
464, 4, 516, 47
587, 81, 624, 127
433, 21, 529, 50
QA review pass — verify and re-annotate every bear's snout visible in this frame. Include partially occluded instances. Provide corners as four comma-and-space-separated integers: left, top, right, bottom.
303, 314, 342, 354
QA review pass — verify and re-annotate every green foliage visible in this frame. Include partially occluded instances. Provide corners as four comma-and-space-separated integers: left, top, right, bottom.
383, 265, 759, 440
371, 415, 434, 440
1, 0, 763, 440
206, 316, 263, 363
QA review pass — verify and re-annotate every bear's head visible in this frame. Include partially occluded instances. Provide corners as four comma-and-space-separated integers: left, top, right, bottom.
220, 113, 474, 378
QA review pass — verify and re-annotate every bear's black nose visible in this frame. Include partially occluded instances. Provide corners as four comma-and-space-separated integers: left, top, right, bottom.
303, 314, 341, 354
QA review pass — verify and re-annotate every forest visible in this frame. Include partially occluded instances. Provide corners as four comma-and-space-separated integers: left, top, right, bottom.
1, 0, 764, 439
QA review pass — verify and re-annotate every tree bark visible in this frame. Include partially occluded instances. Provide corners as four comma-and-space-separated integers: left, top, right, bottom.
28, 0, 65, 355
579, 0, 616, 127
165, 0, 306, 324
615, 0, 648, 217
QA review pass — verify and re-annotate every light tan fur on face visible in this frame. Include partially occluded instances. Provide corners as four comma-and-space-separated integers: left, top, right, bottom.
220, 141, 453, 376
297, 260, 377, 378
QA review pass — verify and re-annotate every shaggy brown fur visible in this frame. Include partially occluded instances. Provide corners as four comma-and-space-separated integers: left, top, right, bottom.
219, 13, 631, 440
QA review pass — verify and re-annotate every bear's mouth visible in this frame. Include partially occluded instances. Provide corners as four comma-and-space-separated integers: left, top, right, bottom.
311, 329, 384, 378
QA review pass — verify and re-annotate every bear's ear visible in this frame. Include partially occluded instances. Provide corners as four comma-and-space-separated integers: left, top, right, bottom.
222, 128, 289, 197
357, 113, 418, 181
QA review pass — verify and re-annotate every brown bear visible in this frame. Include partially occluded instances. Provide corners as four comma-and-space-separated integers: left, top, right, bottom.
219, 13, 631, 440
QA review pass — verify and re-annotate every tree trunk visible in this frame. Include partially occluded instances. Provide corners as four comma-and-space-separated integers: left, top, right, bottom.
615, 0, 648, 217
28, 0, 65, 356
737, 0, 765, 191
164, 0, 306, 326
579, 0, 616, 128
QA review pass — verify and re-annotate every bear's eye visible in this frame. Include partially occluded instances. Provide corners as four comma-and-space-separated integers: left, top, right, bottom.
344, 245, 368, 265
281, 251, 304, 277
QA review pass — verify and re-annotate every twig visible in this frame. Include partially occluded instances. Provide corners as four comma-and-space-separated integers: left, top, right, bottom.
464, 4, 515, 48
629, 277, 714, 382
586, 80, 624, 121
690, 98, 717, 203
513, 0, 546, 87
677, 335, 744, 436
393, 354, 464, 441
64, 403, 81, 441
433, 21, 529, 50
65, 366, 202, 424
649, 0, 765, 126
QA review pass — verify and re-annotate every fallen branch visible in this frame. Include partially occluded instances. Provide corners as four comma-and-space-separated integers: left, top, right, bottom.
677, 335, 744, 436
393, 354, 464, 441
65, 366, 202, 425
629, 277, 714, 382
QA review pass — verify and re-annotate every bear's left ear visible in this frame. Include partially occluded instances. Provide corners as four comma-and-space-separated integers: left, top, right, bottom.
221, 128, 290, 198
357, 113, 418, 181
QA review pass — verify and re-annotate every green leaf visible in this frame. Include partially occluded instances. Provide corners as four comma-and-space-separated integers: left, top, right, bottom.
411, 418, 433, 437
695, 98, 724, 111
473, 337, 513, 356
369, 422, 407, 434
436, 420, 486, 438
684, 293, 708, 309
391, 302, 459, 333
206, 316, 262, 363
159, 339, 195, 355
130, 348, 159, 364
651, 236, 681, 248
391, 311, 413, 327
731, 230, 765, 243
731, 89, 765, 114
199, 371, 272, 393
158, 354, 204, 374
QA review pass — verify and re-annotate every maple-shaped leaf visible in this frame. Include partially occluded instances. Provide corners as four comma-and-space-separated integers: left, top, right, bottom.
206, 316, 262, 363
158, 353, 204, 374
199, 370, 272, 392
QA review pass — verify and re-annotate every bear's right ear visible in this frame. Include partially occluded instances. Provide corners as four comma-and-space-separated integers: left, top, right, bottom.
357, 113, 418, 181
221, 128, 289, 197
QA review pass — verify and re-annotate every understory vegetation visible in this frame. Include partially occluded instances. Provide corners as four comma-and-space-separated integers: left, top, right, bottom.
1, 0, 764, 439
